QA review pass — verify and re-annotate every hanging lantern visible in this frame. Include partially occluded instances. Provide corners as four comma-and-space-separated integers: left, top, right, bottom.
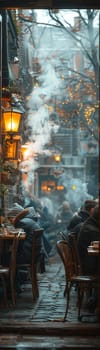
2, 109, 22, 135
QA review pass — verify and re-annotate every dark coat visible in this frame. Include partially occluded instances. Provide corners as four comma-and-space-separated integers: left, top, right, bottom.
68, 210, 90, 230
67, 210, 90, 239
77, 214, 99, 275
68, 222, 83, 240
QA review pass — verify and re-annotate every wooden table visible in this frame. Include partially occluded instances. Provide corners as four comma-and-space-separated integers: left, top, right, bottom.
0, 230, 26, 263
0, 230, 26, 240
0, 229, 26, 306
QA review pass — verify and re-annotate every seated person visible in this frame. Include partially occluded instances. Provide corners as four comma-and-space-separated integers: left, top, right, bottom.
67, 199, 97, 240
6, 205, 43, 265
77, 205, 99, 276
8, 204, 51, 263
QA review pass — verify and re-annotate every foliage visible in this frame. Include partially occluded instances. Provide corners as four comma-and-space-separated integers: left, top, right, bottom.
17, 9, 99, 142
48, 9, 99, 140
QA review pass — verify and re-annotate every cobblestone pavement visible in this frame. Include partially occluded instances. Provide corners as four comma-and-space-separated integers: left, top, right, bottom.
0, 252, 98, 325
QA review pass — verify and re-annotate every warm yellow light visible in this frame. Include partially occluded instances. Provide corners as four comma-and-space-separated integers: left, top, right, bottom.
3, 110, 22, 133
54, 154, 61, 162
21, 144, 29, 153
71, 185, 77, 190
41, 185, 48, 191
21, 143, 31, 161
57, 185, 64, 190
47, 187, 51, 192
6, 142, 17, 159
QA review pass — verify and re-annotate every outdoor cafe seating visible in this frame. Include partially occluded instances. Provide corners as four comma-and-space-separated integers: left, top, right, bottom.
57, 238, 99, 321
0, 225, 44, 307
0, 227, 26, 306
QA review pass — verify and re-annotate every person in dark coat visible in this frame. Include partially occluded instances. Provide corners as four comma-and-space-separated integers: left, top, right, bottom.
67, 200, 97, 240
8, 204, 51, 262
1, 206, 43, 292
23, 199, 52, 255
7, 206, 42, 265
77, 205, 99, 276
15, 217, 41, 264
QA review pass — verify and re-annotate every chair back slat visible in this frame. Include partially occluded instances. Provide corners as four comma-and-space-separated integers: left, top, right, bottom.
68, 233, 82, 274
57, 240, 74, 280
32, 228, 44, 264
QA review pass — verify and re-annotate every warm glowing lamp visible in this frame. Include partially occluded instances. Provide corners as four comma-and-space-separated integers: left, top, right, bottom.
1, 109, 23, 160
54, 154, 61, 162
2, 109, 22, 134
57, 185, 64, 191
47, 187, 51, 192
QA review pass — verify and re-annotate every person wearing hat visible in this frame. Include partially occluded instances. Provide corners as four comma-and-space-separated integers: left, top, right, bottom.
67, 199, 97, 239
8, 203, 52, 263
2, 204, 41, 266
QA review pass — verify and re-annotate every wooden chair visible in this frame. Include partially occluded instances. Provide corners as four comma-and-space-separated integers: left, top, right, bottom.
68, 233, 82, 274
57, 240, 99, 321
59, 232, 82, 297
17, 228, 44, 300
68, 233, 97, 300
0, 266, 9, 306
1, 237, 19, 307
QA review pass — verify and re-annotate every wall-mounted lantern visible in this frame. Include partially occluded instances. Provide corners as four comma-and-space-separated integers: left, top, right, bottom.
2, 108, 23, 137
1, 108, 23, 160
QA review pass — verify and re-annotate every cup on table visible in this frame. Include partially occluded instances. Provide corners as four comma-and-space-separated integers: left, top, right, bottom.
91, 241, 99, 249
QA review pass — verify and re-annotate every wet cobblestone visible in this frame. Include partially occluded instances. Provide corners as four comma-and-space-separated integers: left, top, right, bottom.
0, 253, 97, 325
